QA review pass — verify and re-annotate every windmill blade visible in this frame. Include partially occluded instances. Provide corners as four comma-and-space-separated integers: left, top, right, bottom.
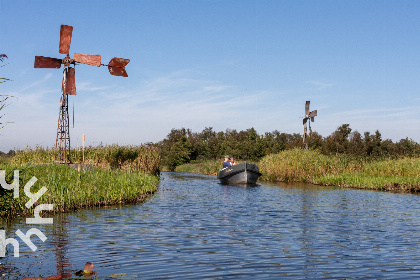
303, 121, 307, 135
303, 118, 308, 125
305, 101, 310, 116
108, 57, 130, 77
66, 67, 77, 95
34, 56, 62, 68
74, 53, 101, 66
59, 25, 73, 54
73, 100, 75, 128
109, 66, 128, 77
309, 110, 317, 118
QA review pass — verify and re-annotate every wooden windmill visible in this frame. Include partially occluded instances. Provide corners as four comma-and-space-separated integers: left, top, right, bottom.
34, 25, 130, 163
302, 101, 317, 148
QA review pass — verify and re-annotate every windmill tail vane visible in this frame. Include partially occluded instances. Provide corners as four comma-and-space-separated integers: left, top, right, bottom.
34, 24, 130, 163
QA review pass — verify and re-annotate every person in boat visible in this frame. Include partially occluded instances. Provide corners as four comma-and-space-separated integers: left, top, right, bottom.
230, 157, 236, 166
222, 155, 231, 168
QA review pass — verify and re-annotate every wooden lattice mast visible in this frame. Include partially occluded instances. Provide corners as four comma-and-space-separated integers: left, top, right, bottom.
55, 67, 71, 163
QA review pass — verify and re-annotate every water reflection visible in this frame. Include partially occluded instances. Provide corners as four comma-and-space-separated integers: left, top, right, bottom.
4, 171, 420, 279
52, 214, 72, 276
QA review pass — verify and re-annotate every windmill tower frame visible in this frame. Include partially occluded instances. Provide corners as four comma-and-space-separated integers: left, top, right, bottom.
56, 67, 72, 163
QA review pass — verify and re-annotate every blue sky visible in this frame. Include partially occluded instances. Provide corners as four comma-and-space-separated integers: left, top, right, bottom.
1, 0, 420, 152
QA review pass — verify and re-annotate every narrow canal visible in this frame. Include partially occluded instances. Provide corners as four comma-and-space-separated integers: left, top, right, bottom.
4, 171, 420, 279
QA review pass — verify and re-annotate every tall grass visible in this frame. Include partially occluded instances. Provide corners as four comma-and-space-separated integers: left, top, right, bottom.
363, 157, 420, 177
259, 148, 365, 182
11, 144, 160, 175
175, 159, 222, 175
0, 163, 159, 219
1, 144, 161, 219
312, 173, 420, 192
259, 148, 420, 192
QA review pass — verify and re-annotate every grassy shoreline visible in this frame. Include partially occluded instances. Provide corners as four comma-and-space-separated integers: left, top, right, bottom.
0, 145, 161, 219
2, 145, 420, 220
175, 149, 420, 193
0, 163, 159, 219
259, 149, 420, 192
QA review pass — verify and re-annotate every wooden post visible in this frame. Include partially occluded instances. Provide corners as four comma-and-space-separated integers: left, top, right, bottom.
76, 137, 79, 162
82, 134, 85, 164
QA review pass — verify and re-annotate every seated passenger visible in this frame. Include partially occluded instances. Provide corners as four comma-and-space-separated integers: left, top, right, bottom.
230, 157, 236, 166
222, 155, 231, 168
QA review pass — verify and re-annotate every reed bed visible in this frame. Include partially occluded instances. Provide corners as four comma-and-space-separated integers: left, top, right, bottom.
259, 148, 420, 192
0, 163, 159, 219
11, 144, 161, 175
363, 157, 420, 177
259, 148, 365, 182
312, 173, 420, 192
175, 159, 222, 175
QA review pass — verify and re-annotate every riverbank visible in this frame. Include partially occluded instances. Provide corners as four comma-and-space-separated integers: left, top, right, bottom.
175, 149, 420, 193
0, 145, 161, 219
0, 163, 159, 219
259, 149, 420, 192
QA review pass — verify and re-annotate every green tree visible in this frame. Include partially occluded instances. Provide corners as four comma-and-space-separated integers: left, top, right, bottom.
397, 138, 419, 157
372, 130, 382, 157
348, 130, 364, 155
307, 131, 323, 150
166, 136, 192, 171
323, 124, 352, 154
158, 128, 193, 171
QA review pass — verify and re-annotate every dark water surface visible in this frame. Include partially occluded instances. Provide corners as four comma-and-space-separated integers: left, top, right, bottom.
4, 171, 420, 279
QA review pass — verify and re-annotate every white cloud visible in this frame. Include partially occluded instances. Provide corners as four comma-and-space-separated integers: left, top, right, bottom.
305, 80, 336, 91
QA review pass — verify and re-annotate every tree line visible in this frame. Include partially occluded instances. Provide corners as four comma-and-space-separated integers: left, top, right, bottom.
157, 125, 420, 171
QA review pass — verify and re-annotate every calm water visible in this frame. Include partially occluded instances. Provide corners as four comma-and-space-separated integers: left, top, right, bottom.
3, 171, 420, 279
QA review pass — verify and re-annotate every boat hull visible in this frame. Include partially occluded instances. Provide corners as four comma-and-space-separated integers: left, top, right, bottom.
217, 162, 261, 185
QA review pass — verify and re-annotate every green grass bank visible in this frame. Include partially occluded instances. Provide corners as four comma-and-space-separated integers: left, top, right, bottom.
259, 149, 420, 192
0, 145, 161, 219
0, 163, 159, 219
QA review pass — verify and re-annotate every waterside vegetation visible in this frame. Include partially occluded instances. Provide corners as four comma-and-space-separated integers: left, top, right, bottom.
11, 144, 160, 175
259, 149, 420, 192
161, 126, 420, 193
174, 159, 221, 175
157, 125, 420, 172
0, 145, 161, 219
1, 122, 420, 217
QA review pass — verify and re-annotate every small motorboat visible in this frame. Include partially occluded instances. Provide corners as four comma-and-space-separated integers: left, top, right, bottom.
217, 162, 262, 185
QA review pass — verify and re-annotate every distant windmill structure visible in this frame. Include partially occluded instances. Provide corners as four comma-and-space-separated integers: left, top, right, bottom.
302, 101, 317, 148
34, 25, 130, 163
